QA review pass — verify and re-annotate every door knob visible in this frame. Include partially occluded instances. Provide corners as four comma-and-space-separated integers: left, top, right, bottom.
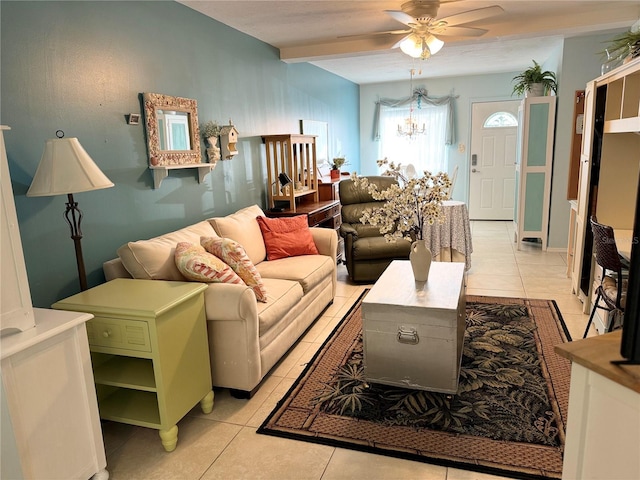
472, 168, 477, 173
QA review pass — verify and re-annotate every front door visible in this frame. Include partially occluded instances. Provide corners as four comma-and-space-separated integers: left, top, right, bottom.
468, 101, 520, 220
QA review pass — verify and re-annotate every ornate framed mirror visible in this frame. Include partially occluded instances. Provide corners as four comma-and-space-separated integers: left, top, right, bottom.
142, 92, 201, 166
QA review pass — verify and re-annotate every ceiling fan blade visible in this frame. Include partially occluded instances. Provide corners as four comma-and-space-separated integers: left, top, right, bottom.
391, 33, 412, 50
435, 26, 488, 37
385, 10, 417, 27
438, 5, 504, 27
338, 29, 410, 39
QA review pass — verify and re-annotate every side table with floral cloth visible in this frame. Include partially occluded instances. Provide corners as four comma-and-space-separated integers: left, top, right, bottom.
422, 200, 473, 270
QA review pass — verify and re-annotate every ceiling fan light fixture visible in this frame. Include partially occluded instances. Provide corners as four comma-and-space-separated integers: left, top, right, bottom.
400, 33, 443, 60
399, 34, 424, 58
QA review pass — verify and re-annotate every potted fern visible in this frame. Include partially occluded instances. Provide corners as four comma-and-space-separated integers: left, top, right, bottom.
603, 29, 640, 64
512, 61, 558, 97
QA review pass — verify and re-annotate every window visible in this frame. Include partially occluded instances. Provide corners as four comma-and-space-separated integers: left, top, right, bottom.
484, 112, 518, 128
377, 102, 448, 173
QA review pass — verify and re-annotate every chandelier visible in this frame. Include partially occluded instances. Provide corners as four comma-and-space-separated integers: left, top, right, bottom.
397, 69, 425, 138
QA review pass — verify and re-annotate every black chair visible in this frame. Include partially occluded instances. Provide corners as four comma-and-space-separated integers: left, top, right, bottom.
583, 216, 628, 338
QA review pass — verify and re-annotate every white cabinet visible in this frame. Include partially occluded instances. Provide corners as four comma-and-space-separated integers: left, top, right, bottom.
514, 96, 556, 250
1, 309, 108, 480
556, 332, 640, 480
1, 126, 35, 332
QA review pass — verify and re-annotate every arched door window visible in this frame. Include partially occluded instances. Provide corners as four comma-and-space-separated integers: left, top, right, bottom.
484, 112, 518, 128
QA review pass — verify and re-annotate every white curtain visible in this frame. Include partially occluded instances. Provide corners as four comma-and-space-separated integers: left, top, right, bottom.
377, 101, 449, 174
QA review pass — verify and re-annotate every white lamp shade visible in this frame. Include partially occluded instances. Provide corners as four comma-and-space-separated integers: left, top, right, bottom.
426, 35, 444, 55
400, 34, 423, 58
27, 137, 114, 197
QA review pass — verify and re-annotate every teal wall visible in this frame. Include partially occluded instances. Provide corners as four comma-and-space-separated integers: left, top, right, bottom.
1, 1, 359, 307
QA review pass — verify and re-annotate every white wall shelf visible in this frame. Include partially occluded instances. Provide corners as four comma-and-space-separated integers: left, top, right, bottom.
150, 163, 216, 189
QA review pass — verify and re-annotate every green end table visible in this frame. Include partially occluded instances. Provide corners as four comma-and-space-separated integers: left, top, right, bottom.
53, 278, 213, 452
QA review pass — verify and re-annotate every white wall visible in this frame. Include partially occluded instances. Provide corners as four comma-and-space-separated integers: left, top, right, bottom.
359, 71, 518, 202
359, 29, 628, 251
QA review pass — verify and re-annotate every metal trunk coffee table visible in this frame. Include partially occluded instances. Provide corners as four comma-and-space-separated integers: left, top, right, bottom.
362, 260, 466, 394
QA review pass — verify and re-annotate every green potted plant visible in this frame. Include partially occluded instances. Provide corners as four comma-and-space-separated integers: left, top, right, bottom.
330, 156, 348, 179
603, 29, 640, 64
512, 60, 558, 97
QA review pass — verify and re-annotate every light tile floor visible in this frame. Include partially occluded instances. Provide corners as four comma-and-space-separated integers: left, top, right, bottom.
101, 221, 592, 480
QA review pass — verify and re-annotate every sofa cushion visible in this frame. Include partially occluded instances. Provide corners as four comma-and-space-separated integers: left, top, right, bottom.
256, 278, 303, 335
256, 254, 334, 295
117, 221, 217, 280
200, 236, 268, 303
256, 215, 319, 260
175, 242, 244, 285
208, 205, 266, 265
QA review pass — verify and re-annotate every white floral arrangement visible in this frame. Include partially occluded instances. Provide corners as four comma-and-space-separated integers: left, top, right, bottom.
331, 157, 348, 170
351, 158, 451, 242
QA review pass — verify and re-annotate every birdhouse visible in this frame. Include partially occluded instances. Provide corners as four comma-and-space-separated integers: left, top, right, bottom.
219, 123, 239, 160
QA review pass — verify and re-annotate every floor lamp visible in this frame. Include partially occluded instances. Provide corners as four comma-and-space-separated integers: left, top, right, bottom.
27, 131, 114, 291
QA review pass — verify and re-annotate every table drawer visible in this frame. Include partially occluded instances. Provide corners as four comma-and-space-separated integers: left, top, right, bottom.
87, 317, 151, 352
308, 203, 341, 226
326, 213, 342, 229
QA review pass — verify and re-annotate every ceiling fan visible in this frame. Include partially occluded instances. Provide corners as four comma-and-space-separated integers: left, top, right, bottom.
370, 1, 505, 59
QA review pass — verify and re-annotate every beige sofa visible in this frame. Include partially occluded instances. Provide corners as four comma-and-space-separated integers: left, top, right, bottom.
103, 205, 337, 397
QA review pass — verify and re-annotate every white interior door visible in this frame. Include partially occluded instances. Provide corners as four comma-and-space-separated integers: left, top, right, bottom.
469, 101, 520, 220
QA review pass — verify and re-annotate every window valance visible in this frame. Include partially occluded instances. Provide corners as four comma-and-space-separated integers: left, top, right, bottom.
373, 88, 456, 145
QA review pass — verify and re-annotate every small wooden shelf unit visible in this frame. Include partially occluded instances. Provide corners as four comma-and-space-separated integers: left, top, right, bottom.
263, 134, 319, 212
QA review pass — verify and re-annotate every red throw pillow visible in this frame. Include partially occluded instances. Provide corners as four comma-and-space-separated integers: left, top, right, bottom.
256, 215, 319, 261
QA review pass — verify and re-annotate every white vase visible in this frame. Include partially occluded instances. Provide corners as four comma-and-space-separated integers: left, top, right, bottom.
526, 83, 545, 97
409, 240, 432, 282
601, 48, 623, 75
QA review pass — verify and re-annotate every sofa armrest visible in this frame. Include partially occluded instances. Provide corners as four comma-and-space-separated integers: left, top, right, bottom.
203, 282, 262, 391
203, 282, 258, 322
103, 258, 133, 280
310, 227, 337, 262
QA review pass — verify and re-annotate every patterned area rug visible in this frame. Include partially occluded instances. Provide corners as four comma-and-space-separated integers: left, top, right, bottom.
258, 293, 572, 480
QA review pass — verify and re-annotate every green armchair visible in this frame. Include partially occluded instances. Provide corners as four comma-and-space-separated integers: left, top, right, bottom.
339, 176, 411, 283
